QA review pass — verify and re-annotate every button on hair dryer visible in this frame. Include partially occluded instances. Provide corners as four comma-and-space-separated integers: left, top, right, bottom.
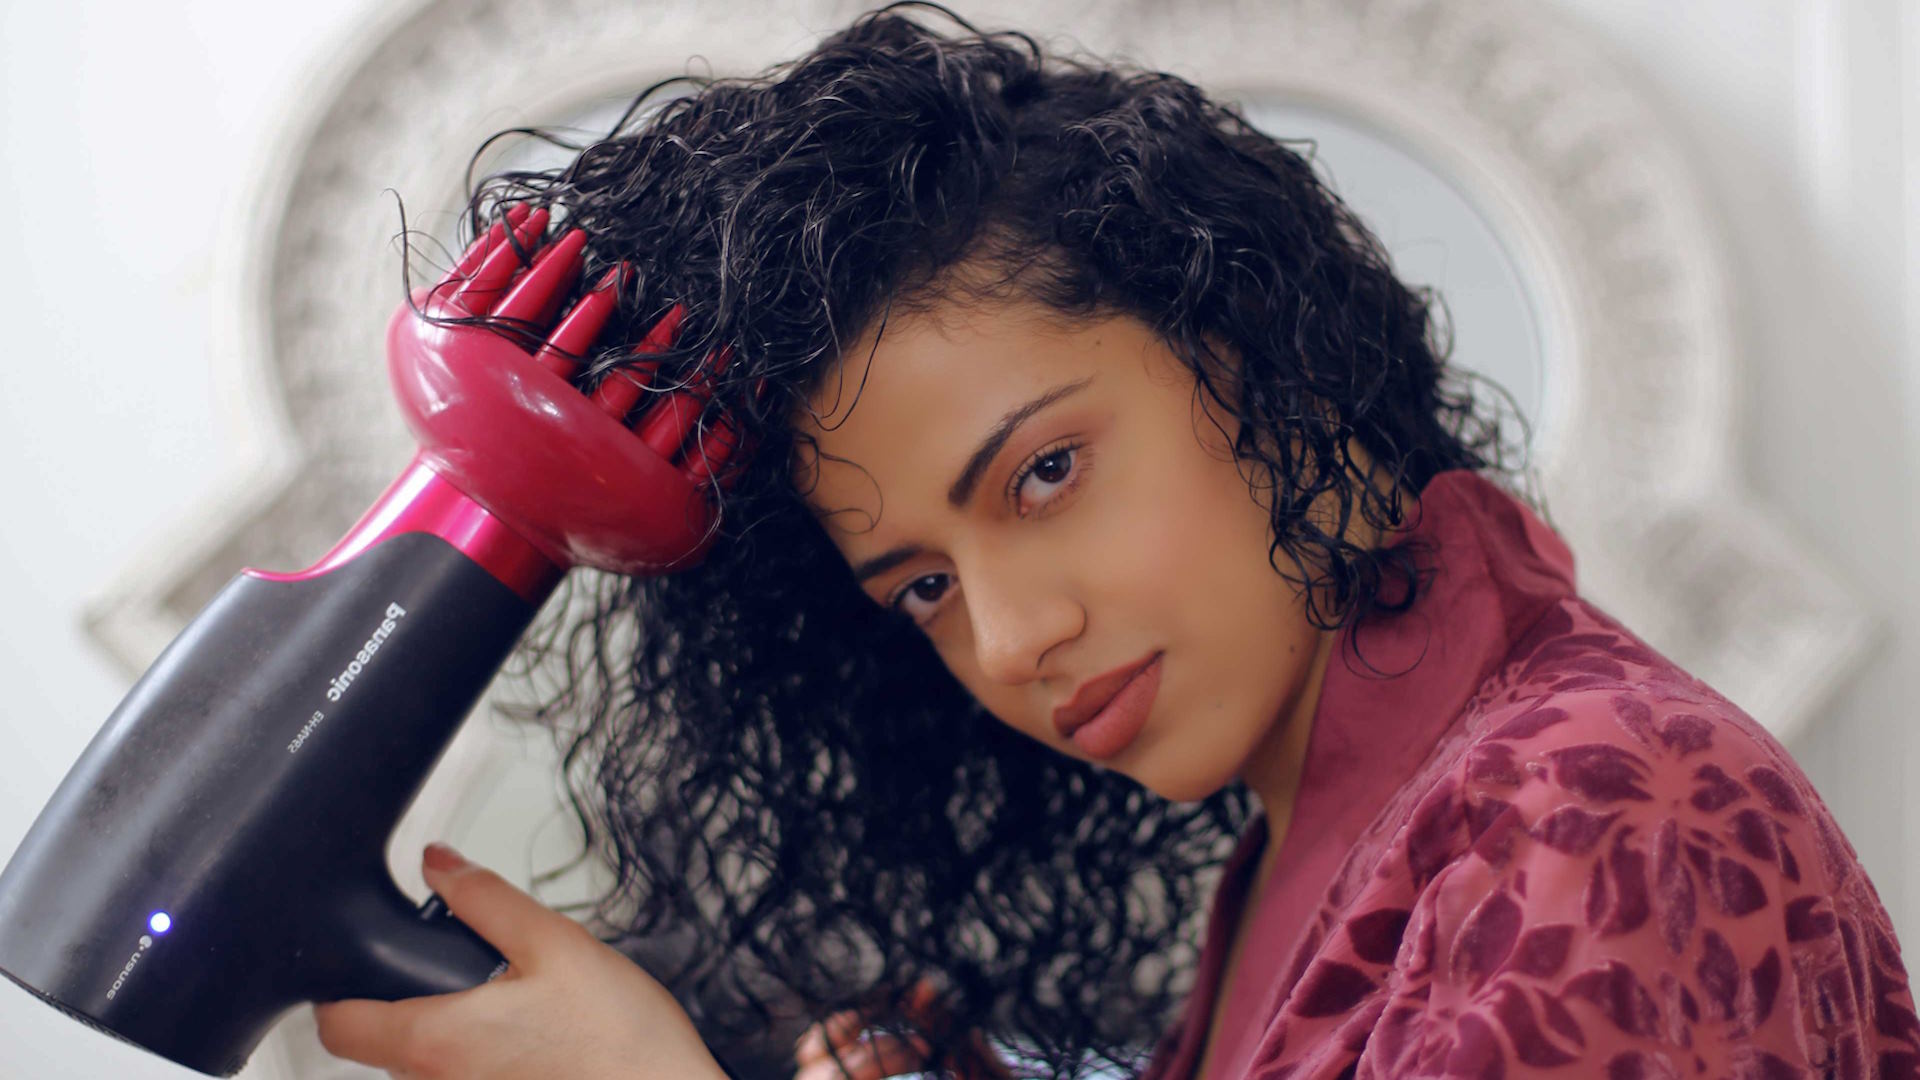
0, 205, 746, 1077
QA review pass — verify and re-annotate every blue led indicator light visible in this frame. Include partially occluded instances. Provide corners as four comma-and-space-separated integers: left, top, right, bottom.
148, 912, 172, 935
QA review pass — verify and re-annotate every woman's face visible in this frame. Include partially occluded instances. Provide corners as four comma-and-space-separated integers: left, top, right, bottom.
792, 295, 1329, 803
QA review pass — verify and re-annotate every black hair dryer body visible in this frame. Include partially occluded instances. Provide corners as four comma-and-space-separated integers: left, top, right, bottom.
0, 516, 533, 1077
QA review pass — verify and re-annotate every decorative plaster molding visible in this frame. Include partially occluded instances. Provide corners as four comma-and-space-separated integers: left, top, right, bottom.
75, 0, 1877, 1076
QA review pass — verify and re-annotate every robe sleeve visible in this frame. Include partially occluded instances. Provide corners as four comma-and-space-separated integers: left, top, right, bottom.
1361, 686, 1920, 1080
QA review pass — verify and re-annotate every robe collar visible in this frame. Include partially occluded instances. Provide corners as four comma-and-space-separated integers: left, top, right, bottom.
1162, 466, 1581, 1079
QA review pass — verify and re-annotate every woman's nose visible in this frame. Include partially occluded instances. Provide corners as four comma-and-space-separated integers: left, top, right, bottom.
961, 552, 1084, 686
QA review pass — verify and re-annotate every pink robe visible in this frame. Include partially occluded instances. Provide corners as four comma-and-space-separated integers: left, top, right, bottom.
1141, 469, 1918, 1079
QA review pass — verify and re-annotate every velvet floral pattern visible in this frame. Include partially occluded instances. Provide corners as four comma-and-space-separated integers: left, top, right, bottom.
1143, 471, 1914, 1080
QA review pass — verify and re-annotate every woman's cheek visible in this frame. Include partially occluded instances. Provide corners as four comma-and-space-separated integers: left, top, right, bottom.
1091, 462, 1203, 597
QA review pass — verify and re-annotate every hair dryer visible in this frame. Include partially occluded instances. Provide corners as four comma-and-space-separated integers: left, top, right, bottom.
0, 206, 744, 1077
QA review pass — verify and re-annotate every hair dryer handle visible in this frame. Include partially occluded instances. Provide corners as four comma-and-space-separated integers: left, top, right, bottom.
316, 878, 507, 1002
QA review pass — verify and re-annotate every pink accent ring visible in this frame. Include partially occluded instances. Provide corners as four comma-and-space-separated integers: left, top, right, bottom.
244, 456, 563, 604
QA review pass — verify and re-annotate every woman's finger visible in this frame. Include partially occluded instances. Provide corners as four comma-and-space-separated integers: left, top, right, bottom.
963, 1031, 1017, 1080
797, 1031, 937, 1080
904, 977, 943, 1019
794, 1008, 869, 1063
312, 997, 434, 1072
421, 843, 583, 971
864, 1031, 936, 1075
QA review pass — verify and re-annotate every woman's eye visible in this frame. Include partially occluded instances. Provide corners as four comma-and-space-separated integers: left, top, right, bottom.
886, 441, 1091, 628
1010, 441, 1088, 518
889, 573, 952, 624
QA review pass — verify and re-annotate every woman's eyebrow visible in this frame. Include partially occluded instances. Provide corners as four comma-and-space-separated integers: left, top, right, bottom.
851, 374, 1096, 584
945, 375, 1096, 508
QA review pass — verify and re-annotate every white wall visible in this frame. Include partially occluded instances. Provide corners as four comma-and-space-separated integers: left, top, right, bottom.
0, 1, 1914, 1077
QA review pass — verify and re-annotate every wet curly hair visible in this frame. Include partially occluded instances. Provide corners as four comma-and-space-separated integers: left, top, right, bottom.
433, 3, 1524, 1077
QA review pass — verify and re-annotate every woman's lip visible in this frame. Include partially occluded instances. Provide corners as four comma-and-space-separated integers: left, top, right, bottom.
1052, 650, 1163, 738
1066, 653, 1162, 759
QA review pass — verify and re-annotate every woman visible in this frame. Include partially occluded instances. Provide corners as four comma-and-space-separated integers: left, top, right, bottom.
314, 5, 1917, 1078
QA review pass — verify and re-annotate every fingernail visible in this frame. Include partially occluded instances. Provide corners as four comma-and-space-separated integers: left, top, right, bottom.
424, 842, 467, 873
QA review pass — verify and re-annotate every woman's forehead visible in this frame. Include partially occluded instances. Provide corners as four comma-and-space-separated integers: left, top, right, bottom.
789, 323, 1042, 518
788, 301, 1156, 523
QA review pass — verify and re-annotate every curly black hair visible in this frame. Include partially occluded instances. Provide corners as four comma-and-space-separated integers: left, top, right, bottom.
433, 4, 1525, 1077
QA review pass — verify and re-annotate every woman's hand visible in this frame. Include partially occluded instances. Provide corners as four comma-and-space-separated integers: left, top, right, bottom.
314, 843, 727, 1080
791, 978, 1013, 1080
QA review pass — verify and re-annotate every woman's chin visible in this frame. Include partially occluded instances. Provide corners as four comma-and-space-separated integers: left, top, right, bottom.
1124, 751, 1240, 804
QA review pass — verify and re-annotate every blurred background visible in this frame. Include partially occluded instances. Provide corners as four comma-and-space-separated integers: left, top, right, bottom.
1, 0, 1915, 1076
